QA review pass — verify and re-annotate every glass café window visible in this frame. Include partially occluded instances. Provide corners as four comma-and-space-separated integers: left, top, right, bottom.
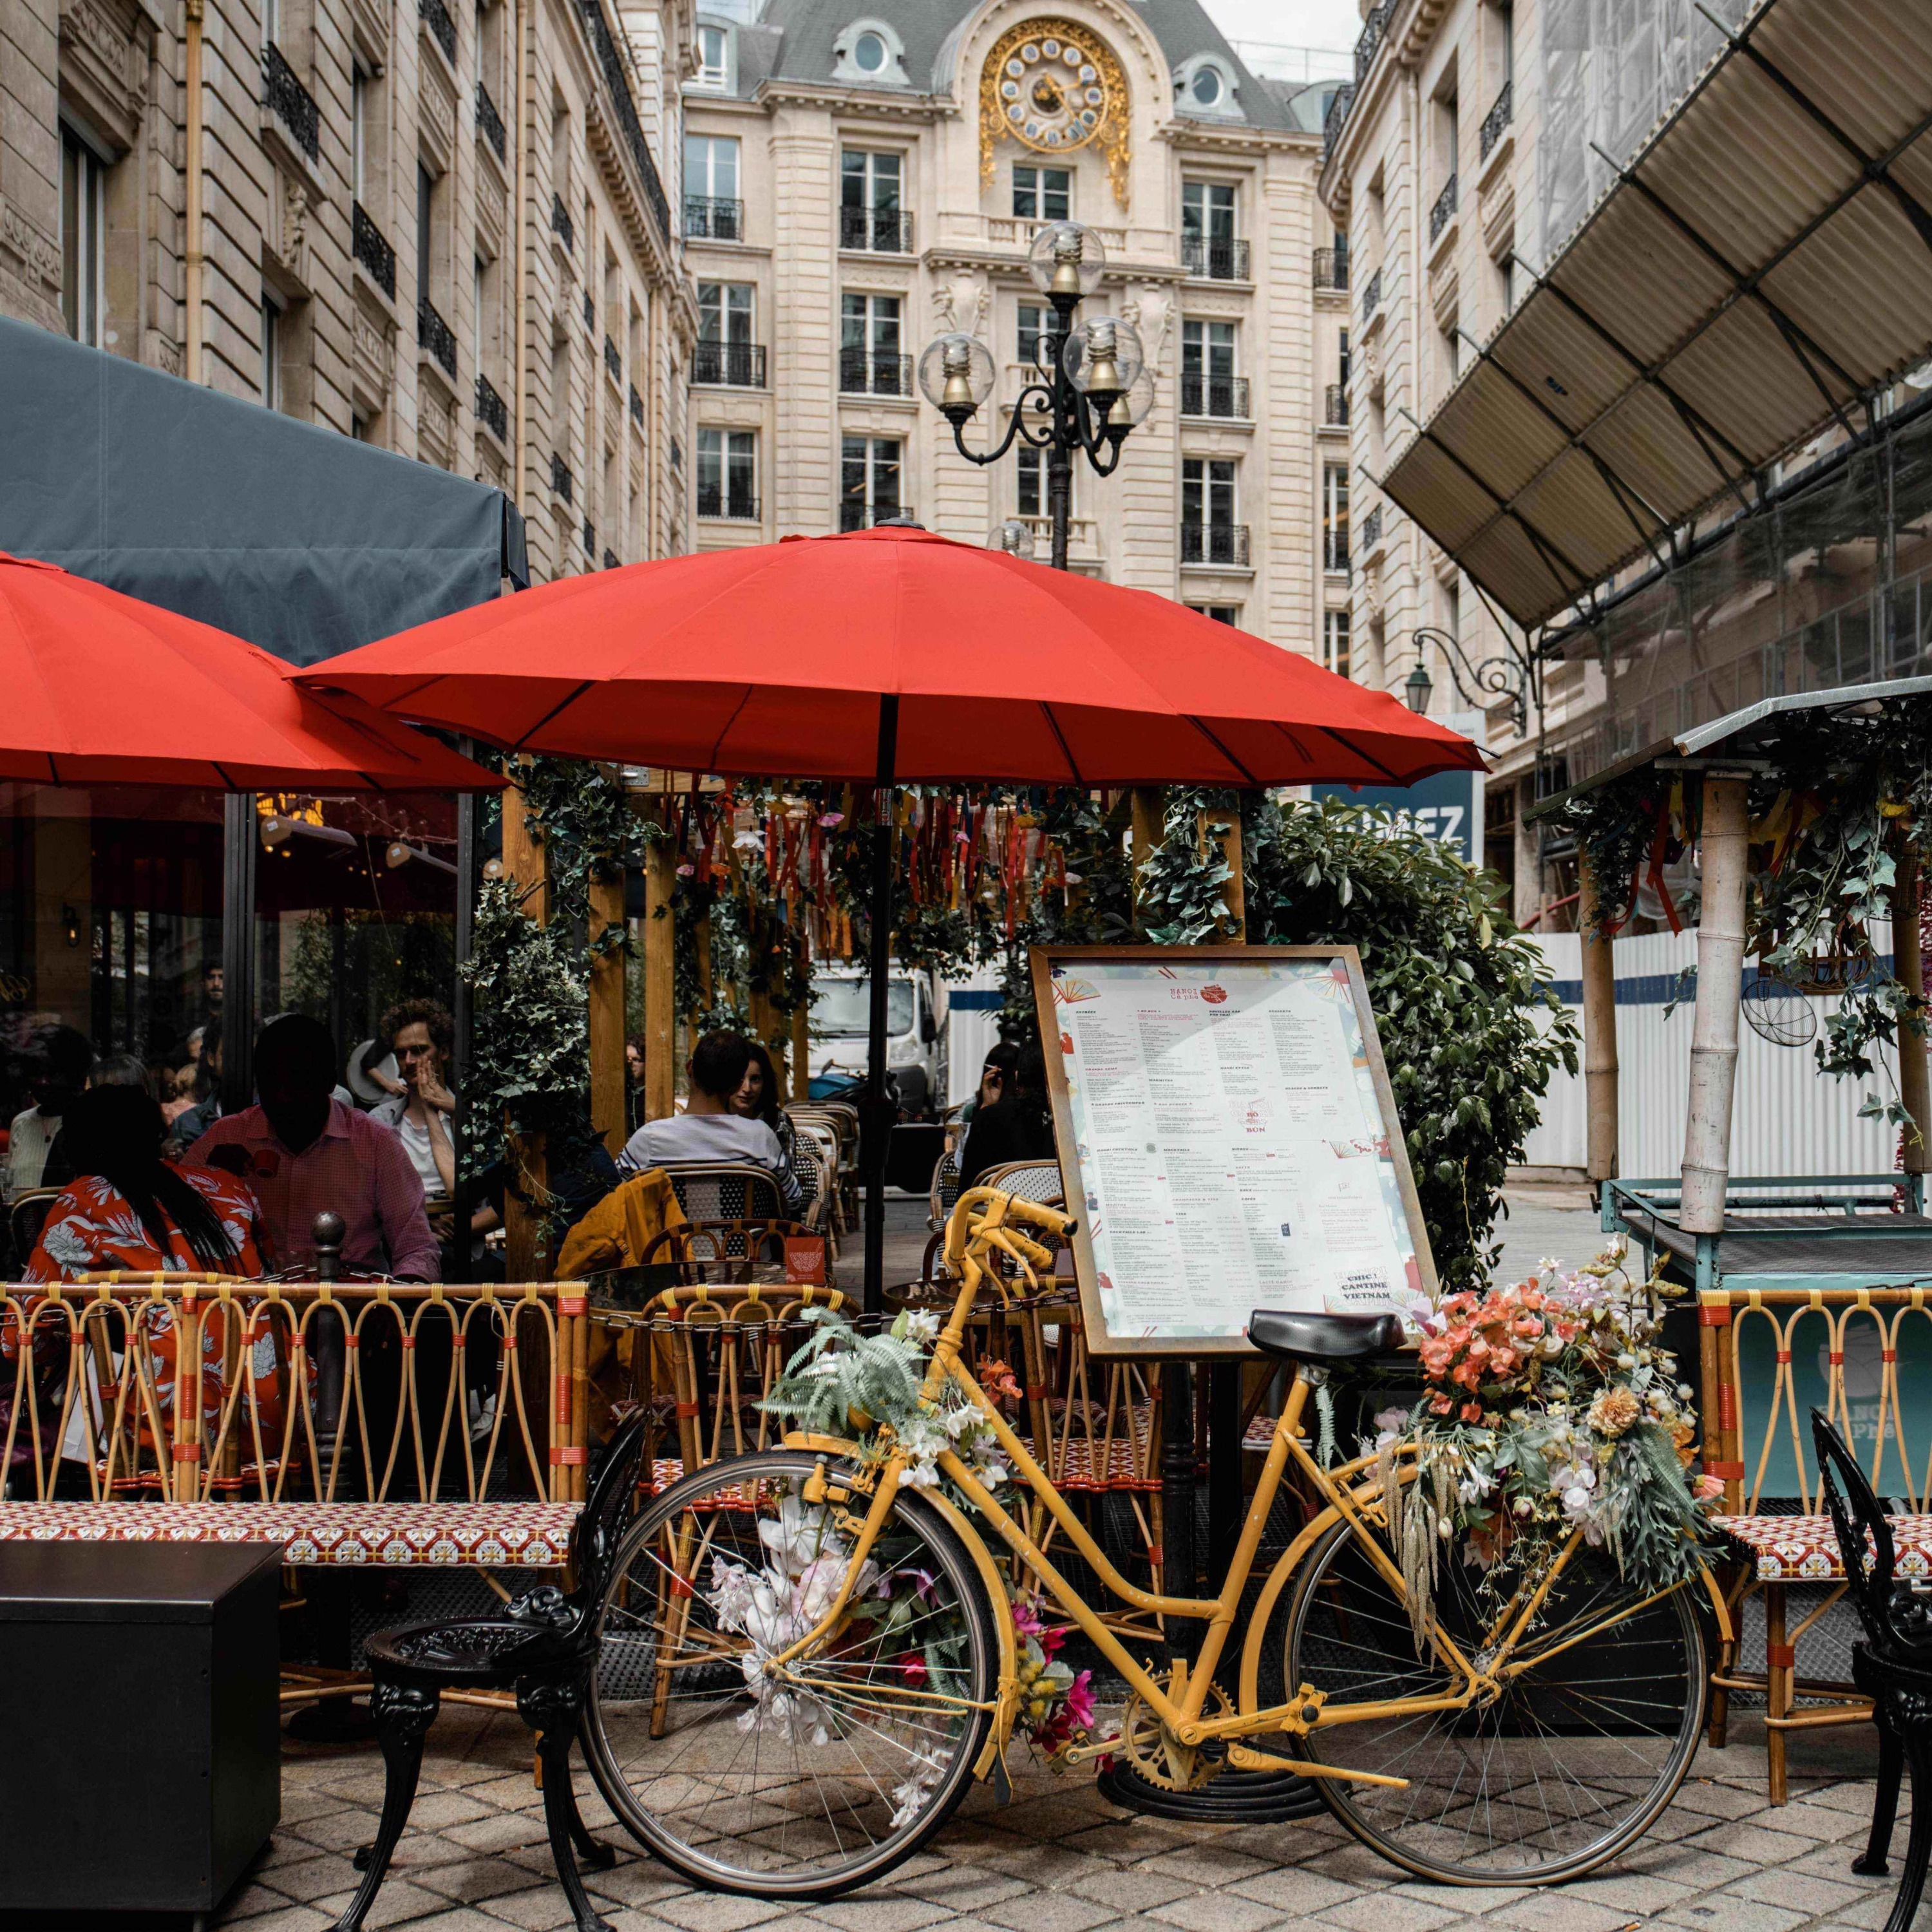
1012, 164, 1070, 222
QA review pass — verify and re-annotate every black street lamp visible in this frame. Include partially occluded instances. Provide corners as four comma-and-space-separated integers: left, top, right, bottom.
920, 221, 1153, 571
1407, 624, 1537, 738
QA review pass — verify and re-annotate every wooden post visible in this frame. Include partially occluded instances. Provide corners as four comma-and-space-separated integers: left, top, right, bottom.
1130, 788, 1163, 935
1681, 774, 1750, 1234
501, 777, 549, 1280
1202, 798, 1245, 941
1896, 832, 1931, 1175
643, 800, 676, 1121
1578, 848, 1620, 1185
588, 866, 627, 1153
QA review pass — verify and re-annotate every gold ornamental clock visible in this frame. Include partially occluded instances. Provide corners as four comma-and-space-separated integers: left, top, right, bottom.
980, 19, 1131, 208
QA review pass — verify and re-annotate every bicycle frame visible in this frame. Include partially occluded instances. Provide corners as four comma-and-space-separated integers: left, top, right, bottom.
772, 1189, 1730, 1776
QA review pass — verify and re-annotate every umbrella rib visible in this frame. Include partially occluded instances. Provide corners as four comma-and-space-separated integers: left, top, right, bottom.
1313, 726, 1401, 782
705, 687, 755, 773
1039, 703, 1083, 786
1187, 717, 1259, 787
511, 681, 597, 751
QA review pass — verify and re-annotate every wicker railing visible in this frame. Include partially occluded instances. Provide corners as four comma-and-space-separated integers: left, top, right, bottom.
1323, 81, 1355, 162
629, 383, 644, 427
1354, 2, 1392, 80
1361, 504, 1383, 553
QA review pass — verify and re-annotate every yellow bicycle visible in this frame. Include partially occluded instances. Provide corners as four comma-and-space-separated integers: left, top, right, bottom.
585, 1189, 1724, 1899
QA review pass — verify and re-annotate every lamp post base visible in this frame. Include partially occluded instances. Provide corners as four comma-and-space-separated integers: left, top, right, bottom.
1095, 1763, 1322, 1821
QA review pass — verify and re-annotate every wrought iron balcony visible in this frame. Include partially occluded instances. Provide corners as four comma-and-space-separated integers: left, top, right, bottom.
603, 548, 620, 570
475, 373, 508, 442
552, 193, 574, 252
1313, 243, 1349, 291
1324, 531, 1351, 574
840, 205, 913, 253
261, 44, 319, 161
582, 290, 594, 332
351, 201, 395, 300
692, 339, 767, 386
629, 383, 644, 427
839, 346, 913, 397
1430, 172, 1458, 243
1180, 524, 1251, 567
578, 0, 671, 244
419, 0, 456, 64
1481, 80, 1513, 160
683, 195, 743, 241
1180, 373, 1249, 419
1324, 384, 1349, 427
840, 500, 908, 532
698, 486, 759, 520
582, 518, 595, 557
1361, 504, 1383, 553
551, 452, 573, 502
1354, 2, 1392, 81
1181, 235, 1249, 281
476, 82, 506, 162
417, 296, 457, 379
1361, 264, 1382, 321
605, 334, 621, 384
1323, 81, 1355, 162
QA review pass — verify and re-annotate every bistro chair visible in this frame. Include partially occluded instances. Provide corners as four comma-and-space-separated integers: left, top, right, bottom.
1812, 1408, 1932, 1932
330, 1410, 652, 1932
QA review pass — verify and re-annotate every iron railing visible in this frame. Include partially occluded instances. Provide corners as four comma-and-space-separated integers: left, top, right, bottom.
1324, 528, 1351, 574
552, 193, 574, 252
351, 201, 395, 299
603, 548, 620, 570
839, 346, 912, 396
261, 44, 319, 161
840, 205, 913, 252
1323, 81, 1355, 162
1361, 264, 1382, 321
1180, 373, 1249, 419
577, 0, 672, 243
1481, 79, 1513, 160
1313, 243, 1349, 290
551, 453, 573, 502
840, 500, 907, 531
605, 334, 621, 384
475, 374, 507, 442
629, 383, 644, 427
1361, 504, 1383, 553
1354, 2, 1392, 80
1181, 235, 1249, 280
1430, 173, 1458, 243
476, 82, 506, 161
1324, 384, 1349, 427
692, 340, 766, 386
417, 296, 457, 378
697, 486, 759, 520
419, 0, 456, 64
684, 195, 743, 241
582, 289, 594, 332
582, 518, 595, 556
1180, 524, 1251, 567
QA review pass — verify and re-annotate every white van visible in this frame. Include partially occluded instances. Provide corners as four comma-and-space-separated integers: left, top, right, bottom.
808, 967, 947, 1117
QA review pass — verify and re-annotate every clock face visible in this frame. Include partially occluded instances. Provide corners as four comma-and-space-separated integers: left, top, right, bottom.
989, 22, 1118, 155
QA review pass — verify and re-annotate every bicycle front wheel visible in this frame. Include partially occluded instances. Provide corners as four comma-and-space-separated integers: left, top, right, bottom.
583, 1448, 998, 1899
1283, 1519, 1706, 1884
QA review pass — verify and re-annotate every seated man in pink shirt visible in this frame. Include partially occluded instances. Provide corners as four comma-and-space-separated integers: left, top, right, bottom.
189, 1014, 440, 1281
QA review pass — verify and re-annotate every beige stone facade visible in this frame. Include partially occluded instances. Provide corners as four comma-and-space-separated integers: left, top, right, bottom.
680, 0, 1348, 661
1, 0, 697, 582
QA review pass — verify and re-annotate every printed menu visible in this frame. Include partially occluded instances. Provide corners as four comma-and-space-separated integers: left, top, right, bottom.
1048, 956, 1429, 1341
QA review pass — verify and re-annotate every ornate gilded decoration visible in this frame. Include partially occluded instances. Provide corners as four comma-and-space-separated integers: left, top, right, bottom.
980, 19, 1130, 210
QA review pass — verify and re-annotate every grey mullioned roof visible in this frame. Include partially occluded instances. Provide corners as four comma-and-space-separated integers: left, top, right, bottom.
694, 0, 1311, 132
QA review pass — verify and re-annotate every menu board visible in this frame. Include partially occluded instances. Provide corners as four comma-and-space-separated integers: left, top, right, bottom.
1032, 946, 1435, 1356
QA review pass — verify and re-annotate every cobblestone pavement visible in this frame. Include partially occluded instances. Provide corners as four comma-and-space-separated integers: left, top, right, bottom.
216, 1706, 1903, 1932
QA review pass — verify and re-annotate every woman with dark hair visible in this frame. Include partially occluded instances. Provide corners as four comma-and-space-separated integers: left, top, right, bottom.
958, 1045, 1055, 1191
730, 1041, 807, 1203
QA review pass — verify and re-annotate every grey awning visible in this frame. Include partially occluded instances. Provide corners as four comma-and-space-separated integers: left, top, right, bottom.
1380, 0, 1932, 629
0, 319, 527, 664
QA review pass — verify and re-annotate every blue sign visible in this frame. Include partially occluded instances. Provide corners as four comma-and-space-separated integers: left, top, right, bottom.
1309, 767, 1486, 867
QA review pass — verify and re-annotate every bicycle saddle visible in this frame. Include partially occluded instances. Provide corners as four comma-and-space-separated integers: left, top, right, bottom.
1248, 1309, 1406, 1363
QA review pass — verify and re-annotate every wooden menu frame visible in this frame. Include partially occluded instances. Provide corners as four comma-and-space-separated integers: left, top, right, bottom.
1029, 943, 1438, 1359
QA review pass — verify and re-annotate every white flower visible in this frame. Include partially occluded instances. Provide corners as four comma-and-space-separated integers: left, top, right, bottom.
903, 1309, 940, 1346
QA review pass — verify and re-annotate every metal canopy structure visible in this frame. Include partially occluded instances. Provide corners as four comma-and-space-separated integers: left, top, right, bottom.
1381, 0, 1932, 629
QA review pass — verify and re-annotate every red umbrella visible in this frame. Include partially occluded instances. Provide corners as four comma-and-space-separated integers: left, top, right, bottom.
0, 552, 501, 791
292, 524, 1479, 787
299, 524, 1481, 1303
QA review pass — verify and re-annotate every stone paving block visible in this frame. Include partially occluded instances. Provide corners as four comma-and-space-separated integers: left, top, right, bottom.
260, 1853, 363, 1903
1387, 1882, 1528, 1913
1139, 1846, 1280, 1888
981, 1888, 1126, 1932
1070, 1864, 1201, 1912
224, 1909, 334, 1932
1539, 1871, 1690, 1914
1223, 1870, 1360, 1916
891, 1861, 1034, 1909
1671, 1821, 1814, 1866
1662, 1782, 1775, 1821
583, 1859, 692, 1909
1146, 1893, 1291, 1932
311, 1877, 462, 1927
649, 1893, 790, 1932
469, 1880, 586, 1929
1657, 1899, 1808, 1932
1482, 1893, 1642, 1932
440, 1810, 558, 1855
1724, 1864, 1869, 1915
808, 1897, 952, 1932
216, 1882, 302, 1921
413, 1855, 557, 1905
1312, 1894, 1463, 1932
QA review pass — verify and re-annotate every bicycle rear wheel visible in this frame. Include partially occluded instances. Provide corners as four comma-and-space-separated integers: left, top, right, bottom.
1283, 1519, 1706, 1884
582, 1448, 997, 1899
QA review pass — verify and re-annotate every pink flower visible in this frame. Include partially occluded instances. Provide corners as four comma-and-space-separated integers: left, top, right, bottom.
1063, 1669, 1096, 1732
900, 1654, 928, 1686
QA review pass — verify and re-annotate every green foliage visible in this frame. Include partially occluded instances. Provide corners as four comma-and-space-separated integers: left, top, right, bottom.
761, 1307, 927, 1437
1139, 788, 1235, 945
1245, 799, 1578, 1292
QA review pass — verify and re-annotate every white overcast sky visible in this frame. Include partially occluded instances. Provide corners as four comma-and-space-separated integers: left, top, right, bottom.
1202, 0, 1363, 72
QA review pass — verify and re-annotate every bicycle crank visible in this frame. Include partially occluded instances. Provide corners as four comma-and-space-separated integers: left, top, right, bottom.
1116, 1679, 1235, 1792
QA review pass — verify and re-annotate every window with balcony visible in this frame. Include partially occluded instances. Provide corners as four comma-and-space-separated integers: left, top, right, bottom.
1181, 457, 1245, 565
1180, 319, 1245, 418
60, 125, 106, 348
684, 134, 742, 239
1181, 180, 1245, 279
693, 23, 730, 88
1323, 609, 1352, 681
1016, 446, 1071, 520
696, 281, 762, 385
697, 426, 757, 519
840, 435, 902, 529
840, 149, 909, 251
840, 292, 908, 395
1322, 463, 1350, 574
1013, 165, 1070, 222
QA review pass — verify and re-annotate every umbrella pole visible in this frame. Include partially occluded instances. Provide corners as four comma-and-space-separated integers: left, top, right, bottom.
863, 695, 900, 1315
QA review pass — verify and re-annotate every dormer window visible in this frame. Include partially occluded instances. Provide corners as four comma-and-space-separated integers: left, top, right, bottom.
831, 17, 908, 86
693, 21, 730, 89
1173, 53, 1240, 118
853, 30, 887, 72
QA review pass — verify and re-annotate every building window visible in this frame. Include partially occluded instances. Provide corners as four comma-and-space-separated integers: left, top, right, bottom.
1323, 608, 1352, 680
416, 160, 435, 305
696, 426, 756, 518
853, 29, 887, 71
685, 134, 739, 200
1018, 301, 1047, 368
1181, 318, 1236, 415
840, 149, 906, 250
841, 435, 902, 529
1182, 179, 1235, 243
694, 23, 729, 87
1189, 66, 1223, 107
60, 125, 106, 348
840, 291, 905, 393
1012, 165, 1070, 221
1188, 604, 1241, 626
699, 280, 753, 345
261, 0, 278, 48
1339, 327, 1350, 386
351, 64, 368, 200
1322, 464, 1350, 573
1016, 446, 1071, 519
260, 294, 282, 409
1182, 457, 1235, 531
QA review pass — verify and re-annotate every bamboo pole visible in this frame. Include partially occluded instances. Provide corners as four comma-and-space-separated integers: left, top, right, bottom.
1578, 848, 1620, 1184
1896, 831, 1931, 1175
1681, 775, 1750, 1234
502, 779, 549, 1279
643, 799, 676, 1121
